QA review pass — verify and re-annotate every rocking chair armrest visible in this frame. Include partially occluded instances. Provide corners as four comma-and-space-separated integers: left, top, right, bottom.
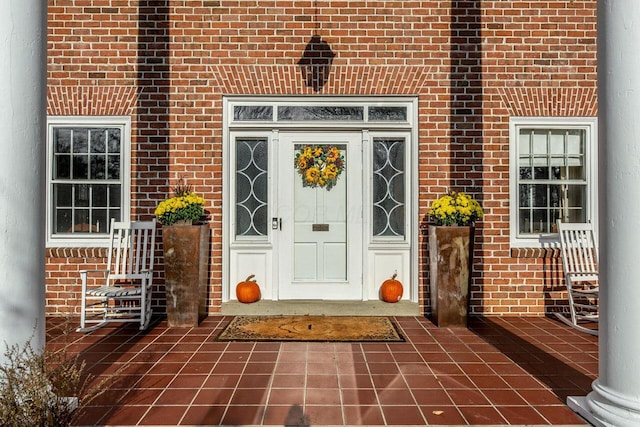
79, 269, 110, 277
566, 271, 598, 276
140, 269, 154, 277
79, 269, 110, 293
566, 271, 599, 281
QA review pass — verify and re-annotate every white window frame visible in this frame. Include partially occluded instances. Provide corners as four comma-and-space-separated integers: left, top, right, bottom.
46, 116, 131, 248
509, 117, 598, 248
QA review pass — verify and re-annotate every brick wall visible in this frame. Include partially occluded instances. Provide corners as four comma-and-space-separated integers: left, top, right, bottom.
46, 1, 598, 317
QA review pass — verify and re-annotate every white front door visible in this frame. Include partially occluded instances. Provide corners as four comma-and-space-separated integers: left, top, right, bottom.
277, 132, 363, 299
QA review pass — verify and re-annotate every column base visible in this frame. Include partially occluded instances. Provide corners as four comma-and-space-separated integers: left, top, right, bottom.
568, 396, 601, 426
568, 380, 640, 427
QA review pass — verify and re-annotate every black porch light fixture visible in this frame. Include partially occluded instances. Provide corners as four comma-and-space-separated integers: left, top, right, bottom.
297, 35, 335, 92
297, 1, 335, 92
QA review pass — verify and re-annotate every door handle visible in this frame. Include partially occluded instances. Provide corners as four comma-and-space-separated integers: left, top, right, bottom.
272, 218, 282, 231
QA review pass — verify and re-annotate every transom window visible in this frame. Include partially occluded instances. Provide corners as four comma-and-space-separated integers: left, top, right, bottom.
230, 100, 413, 126
510, 117, 597, 247
47, 117, 130, 247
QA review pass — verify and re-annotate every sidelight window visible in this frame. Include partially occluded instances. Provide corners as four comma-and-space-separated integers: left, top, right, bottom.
372, 137, 406, 239
234, 137, 269, 239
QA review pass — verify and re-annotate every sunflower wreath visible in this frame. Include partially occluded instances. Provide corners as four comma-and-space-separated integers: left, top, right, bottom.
294, 145, 345, 190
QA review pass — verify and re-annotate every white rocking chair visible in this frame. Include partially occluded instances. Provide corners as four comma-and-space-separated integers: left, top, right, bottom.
77, 218, 157, 332
555, 220, 599, 336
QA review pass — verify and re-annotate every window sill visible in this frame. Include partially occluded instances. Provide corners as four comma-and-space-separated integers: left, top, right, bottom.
510, 247, 561, 259
46, 247, 109, 259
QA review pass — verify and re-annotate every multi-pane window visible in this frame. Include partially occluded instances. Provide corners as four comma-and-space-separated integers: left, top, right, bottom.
47, 118, 129, 245
510, 118, 597, 246
372, 137, 406, 238
235, 137, 268, 238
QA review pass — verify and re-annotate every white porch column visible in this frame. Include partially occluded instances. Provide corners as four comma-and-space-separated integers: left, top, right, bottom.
0, 0, 47, 359
567, 1, 640, 425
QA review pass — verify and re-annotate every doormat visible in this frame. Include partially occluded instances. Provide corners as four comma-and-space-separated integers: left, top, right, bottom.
216, 315, 404, 342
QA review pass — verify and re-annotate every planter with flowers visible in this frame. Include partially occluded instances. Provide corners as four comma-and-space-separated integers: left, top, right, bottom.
155, 181, 209, 327
427, 191, 483, 328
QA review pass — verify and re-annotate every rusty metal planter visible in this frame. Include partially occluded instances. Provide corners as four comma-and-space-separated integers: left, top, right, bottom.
162, 223, 210, 327
428, 225, 474, 328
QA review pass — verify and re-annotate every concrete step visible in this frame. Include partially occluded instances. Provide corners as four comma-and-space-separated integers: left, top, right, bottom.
221, 300, 421, 316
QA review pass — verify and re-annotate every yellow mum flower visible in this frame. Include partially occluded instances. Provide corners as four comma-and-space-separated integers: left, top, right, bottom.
155, 191, 206, 226
428, 191, 483, 226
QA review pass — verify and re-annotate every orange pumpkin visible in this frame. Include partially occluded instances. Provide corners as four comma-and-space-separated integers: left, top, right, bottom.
380, 273, 403, 303
236, 274, 261, 303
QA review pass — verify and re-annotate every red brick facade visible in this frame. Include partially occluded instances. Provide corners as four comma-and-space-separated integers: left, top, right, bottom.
46, 1, 598, 317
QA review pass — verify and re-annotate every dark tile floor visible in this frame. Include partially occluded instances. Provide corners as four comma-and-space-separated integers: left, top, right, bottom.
46, 315, 597, 426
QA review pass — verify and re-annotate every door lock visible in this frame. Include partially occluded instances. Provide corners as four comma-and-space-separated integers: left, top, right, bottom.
272, 218, 282, 230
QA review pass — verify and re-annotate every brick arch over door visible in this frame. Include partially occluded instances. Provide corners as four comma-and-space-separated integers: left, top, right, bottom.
207, 64, 438, 95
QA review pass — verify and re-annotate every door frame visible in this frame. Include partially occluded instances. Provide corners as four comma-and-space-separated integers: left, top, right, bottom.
222, 96, 419, 303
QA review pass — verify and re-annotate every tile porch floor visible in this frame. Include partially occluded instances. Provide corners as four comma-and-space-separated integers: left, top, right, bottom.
46, 315, 597, 426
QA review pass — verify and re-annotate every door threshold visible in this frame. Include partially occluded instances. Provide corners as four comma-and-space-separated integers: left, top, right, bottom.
221, 300, 421, 316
